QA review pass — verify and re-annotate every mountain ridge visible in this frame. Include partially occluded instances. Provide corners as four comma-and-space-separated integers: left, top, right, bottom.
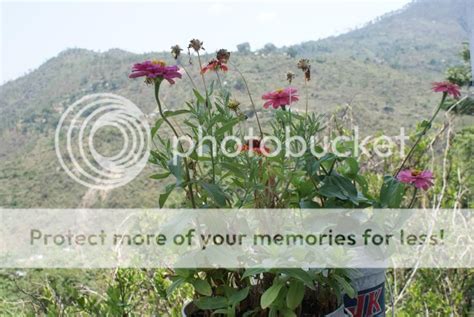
0, 0, 472, 208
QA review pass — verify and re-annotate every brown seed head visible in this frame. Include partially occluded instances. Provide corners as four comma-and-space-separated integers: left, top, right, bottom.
170, 45, 183, 59
216, 49, 231, 63
297, 59, 311, 81
188, 39, 204, 53
286, 72, 295, 84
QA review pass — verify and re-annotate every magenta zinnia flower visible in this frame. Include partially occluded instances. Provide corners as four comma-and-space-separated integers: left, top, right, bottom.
432, 82, 461, 99
129, 60, 182, 84
262, 87, 299, 109
397, 169, 434, 190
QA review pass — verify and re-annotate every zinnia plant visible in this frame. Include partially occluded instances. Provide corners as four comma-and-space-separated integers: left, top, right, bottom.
128, 39, 455, 316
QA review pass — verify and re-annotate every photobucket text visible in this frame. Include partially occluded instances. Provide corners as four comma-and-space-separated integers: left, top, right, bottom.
171, 126, 409, 163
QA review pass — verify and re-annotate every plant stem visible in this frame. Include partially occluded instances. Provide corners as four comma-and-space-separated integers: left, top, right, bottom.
154, 82, 197, 208
210, 146, 216, 183
394, 93, 447, 177
196, 51, 207, 89
408, 188, 418, 208
304, 79, 309, 116
195, 52, 216, 182
177, 60, 198, 91
320, 164, 330, 176
328, 158, 337, 175
196, 51, 210, 108
230, 61, 264, 138
216, 71, 224, 90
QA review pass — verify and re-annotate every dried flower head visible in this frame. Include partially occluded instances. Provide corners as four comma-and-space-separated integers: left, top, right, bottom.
216, 49, 231, 63
297, 59, 310, 70
227, 99, 241, 112
286, 72, 295, 84
188, 39, 204, 53
170, 45, 183, 60
297, 59, 311, 81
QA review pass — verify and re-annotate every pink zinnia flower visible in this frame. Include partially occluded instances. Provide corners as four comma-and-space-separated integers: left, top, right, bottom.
397, 169, 434, 190
432, 82, 461, 99
262, 88, 299, 109
201, 59, 228, 74
129, 60, 182, 84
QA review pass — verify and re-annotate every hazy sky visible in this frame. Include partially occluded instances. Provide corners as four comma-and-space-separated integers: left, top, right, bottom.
0, 0, 411, 83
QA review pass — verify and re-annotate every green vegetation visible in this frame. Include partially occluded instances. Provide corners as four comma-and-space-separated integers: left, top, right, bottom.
0, 0, 473, 315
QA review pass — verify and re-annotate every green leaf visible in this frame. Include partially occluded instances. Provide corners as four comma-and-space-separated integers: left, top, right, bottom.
174, 269, 192, 277
379, 175, 405, 208
278, 269, 314, 285
286, 280, 305, 310
215, 118, 241, 136
419, 119, 431, 129
295, 179, 314, 198
242, 309, 259, 317
211, 309, 229, 316
319, 153, 338, 163
200, 182, 227, 207
166, 277, 185, 296
333, 274, 356, 298
150, 172, 171, 180
209, 80, 216, 96
192, 279, 212, 296
242, 268, 267, 279
151, 118, 164, 138
269, 307, 278, 317
342, 157, 359, 178
280, 308, 297, 317
228, 287, 249, 305
149, 150, 167, 167
195, 296, 228, 310
355, 175, 369, 195
168, 157, 184, 186
299, 200, 320, 208
163, 109, 190, 118
221, 162, 246, 178
305, 156, 320, 177
193, 89, 206, 104
159, 184, 175, 208
319, 175, 358, 204
261, 281, 284, 309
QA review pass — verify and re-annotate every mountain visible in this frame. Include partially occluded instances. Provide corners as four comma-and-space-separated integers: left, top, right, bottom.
0, 0, 471, 208
289, 0, 470, 73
